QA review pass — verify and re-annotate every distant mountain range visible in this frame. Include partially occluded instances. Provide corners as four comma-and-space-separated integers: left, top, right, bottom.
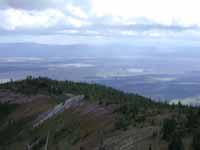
1, 42, 200, 58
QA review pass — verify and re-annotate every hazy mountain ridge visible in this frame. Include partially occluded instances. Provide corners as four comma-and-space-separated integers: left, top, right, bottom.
1, 43, 200, 58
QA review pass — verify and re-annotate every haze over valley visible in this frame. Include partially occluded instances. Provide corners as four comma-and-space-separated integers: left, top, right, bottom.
1, 43, 200, 105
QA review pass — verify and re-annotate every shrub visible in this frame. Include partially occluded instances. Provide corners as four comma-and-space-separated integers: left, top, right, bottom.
115, 115, 130, 130
186, 110, 199, 131
192, 131, 200, 150
162, 118, 176, 140
0, 103, 17, 121
168, 133, 184, 150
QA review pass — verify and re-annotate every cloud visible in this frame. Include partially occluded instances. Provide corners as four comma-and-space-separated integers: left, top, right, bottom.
1, 0, 200, 44
66, 4, 88, 19
67, 16, 87, 27
0, 5, 90, 30
170, 96, 200, 106
0, 8, 67, 30
91, 0, 200, 27
0, 0, 91, 10
48, 63, 95, 68
0, 0, 68, 10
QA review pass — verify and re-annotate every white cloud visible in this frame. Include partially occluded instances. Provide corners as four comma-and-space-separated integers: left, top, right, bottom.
170, 96, 200, 106
0, 8, 67, 30
127, 68, 144, 73
0, 7, 90, 30
1, 0, 200, 30
120, 30, 137, 36
56, 29, 79, 34
48, 63, 95, 68
1, 0, 200, 43
91, 0, 200, 27
67, 16, 86, 27
0, 57, 44, 62
66, 4, 88, 19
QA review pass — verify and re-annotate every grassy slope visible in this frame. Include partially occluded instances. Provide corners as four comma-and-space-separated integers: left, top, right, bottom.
0, 77, 199, 150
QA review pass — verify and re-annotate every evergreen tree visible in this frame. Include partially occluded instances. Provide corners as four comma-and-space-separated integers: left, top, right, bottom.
192, 131, 200, 150
162, 118, 176, 140
168, 134, 184, 150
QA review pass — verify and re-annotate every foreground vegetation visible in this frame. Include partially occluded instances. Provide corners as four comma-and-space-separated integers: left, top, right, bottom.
0, 76, 199, 150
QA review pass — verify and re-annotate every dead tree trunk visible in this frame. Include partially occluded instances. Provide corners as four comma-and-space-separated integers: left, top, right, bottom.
44, 132, 50, 150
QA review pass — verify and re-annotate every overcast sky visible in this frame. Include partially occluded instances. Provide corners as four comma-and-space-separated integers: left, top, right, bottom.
1, 0, 200, 44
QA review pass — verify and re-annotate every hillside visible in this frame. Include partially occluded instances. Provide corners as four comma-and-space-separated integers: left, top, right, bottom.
0, 77, 200, 150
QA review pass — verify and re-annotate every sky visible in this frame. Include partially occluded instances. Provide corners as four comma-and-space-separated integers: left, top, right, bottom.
0, 0, 200, 44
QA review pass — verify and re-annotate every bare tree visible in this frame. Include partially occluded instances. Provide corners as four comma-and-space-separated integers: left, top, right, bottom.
44, 131, 50, 150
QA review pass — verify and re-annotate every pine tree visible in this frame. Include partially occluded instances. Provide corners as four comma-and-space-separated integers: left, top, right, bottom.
168, 134, 184, 150
162, 118, 176, 140
192, 131, 200, 150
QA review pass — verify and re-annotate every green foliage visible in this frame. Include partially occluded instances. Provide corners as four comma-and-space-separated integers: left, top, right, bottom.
186, 109, 200, 131
0, 76, 157, 129
0, 119, 29, 146
162, 118, 176, 140
0, 76, 154, 106
168, 133, 184, 150
53, 123, 81, 145
192, 131, 200, 150
149, 144, 152, 150
30, 110, 88, 150
177, 101, 184, 114
0, 103, 17, 121
0, 77, 200, 150
32, 136, 46, 150
115, 115, 130, 130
